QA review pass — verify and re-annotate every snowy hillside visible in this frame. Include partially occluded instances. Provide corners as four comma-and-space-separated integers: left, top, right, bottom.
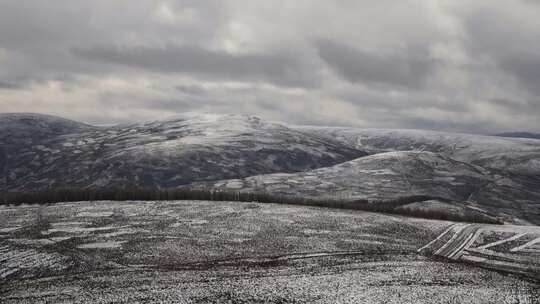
197, 151, 540, 225
495, 132, 540, 140
293, 127, 540, 176
200, 151, 487, 200
0, 113, 96, 145
1, 113, 365, 190
2, 113, 540, 224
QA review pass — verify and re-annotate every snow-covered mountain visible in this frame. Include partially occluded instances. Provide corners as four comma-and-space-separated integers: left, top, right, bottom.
294, 127, 540, 176
0, 113, 96, 145
199, 151, 540, 224
2, 113, 539, 224
201, 151, 490, 201
1, 113, 365, 190
494, 132, 540, 140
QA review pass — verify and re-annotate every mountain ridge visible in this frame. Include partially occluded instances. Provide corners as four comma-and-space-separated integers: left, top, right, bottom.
1, 112, 366, 190
494, 132, 540, 140
2, 112, 539, 224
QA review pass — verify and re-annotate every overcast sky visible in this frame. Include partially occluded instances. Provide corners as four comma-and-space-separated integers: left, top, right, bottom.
1, 1, 539, 133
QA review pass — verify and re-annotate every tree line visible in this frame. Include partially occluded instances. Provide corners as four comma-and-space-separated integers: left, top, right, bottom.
2, 187, 502, 224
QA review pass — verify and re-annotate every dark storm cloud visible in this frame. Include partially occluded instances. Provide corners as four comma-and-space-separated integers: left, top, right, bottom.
72, 45, 319, 88
316, 39, 436, 89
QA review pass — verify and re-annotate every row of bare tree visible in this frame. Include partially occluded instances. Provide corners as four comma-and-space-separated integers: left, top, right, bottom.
2, 187, 502, 224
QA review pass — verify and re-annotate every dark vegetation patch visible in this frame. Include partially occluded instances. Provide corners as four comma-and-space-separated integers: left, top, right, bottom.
2, 187, 502, 224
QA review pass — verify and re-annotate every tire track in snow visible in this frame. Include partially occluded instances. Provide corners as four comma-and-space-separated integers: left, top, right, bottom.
419, 224, 540, 280
511, 237, 540, 253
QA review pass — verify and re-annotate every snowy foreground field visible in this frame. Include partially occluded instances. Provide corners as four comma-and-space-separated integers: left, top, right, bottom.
1, 200, 539, 303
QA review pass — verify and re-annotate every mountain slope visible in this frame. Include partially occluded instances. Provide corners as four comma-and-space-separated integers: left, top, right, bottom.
196, 151, 540, 224
293, 127, 540, 176
2, 113, 539, 224
1, 113, 366, 190
0, 113, 96, 145
494, 132, 540, 140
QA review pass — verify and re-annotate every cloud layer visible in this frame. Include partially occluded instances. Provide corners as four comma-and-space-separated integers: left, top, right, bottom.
1, 0, 539, 133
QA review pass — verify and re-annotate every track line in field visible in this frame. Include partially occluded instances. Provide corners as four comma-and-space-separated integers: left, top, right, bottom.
434, 224, 471, 256
447, 229, 478, 260
477, 233, 526, 250
462, 227, 484, 251
419, 223, 540, 280
510, 237, 540, 252
417, 224, 457, 253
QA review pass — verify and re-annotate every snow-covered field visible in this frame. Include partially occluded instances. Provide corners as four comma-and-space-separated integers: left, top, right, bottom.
2, 113, 540, 302
419, 223, 540, 278
1, 201, 539, 303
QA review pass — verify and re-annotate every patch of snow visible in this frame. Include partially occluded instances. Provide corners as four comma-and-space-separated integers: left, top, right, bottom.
169, 219, 208, 227
42, 225, 128, 235
8, 238, 55, 246
99, 228, 140, 238
303, 229, 333, 235
51, 221, 89, 227
225, 180, 244, 189
0, 227, 20, 233
77, 241, 127, 249
77, 211, 114, 217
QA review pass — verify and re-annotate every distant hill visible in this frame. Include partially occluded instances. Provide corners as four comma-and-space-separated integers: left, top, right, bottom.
2, 112, 540, 224
0, 113, 96, 144
494, 132, 540, 140
0, 113, 365, 190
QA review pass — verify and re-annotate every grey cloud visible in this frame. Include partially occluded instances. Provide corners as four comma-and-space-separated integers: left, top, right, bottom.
0, 1, 222, 48
0, 0, 226, 89
499, 53, 540, 95
397, 115, 498, 135
1, 1, 540, 133
316, 39, 436, 89
489, 98, 540, 114
175, 84, 209, 96
463, 4, 540, 53
341, 92, 469, 115
461, 4, 540, 98
72, 45, 320, 88
134, 98, 205, 114
0, 81, 21, 90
